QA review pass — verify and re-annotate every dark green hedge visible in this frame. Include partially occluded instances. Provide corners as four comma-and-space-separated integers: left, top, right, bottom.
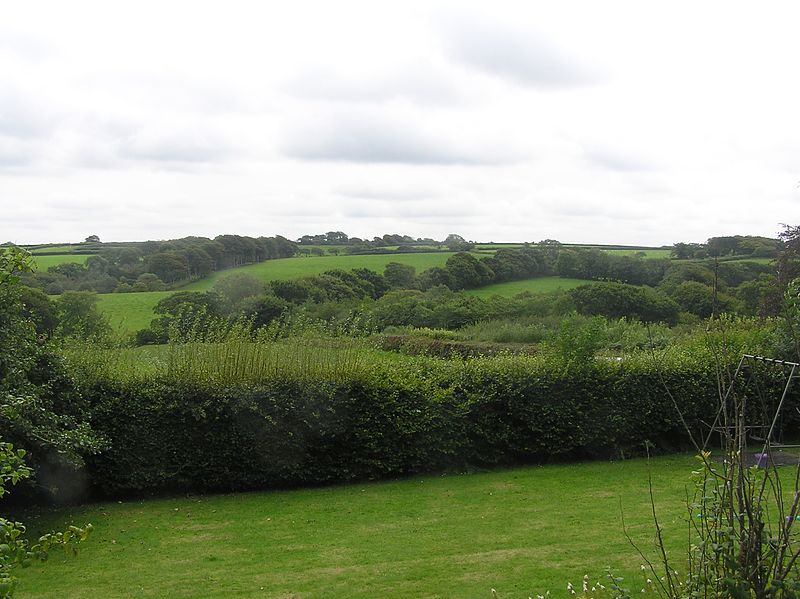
76, 356, 771, 498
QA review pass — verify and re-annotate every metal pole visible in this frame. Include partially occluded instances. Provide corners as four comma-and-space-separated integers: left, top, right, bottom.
703, 354, 747, 449
762, 363, 798, 456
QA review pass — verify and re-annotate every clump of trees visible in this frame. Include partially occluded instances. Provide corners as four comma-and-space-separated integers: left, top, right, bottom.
20, 234, 297, 295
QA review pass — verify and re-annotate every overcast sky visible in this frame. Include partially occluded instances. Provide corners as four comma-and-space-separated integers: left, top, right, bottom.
2, 1, 799, 246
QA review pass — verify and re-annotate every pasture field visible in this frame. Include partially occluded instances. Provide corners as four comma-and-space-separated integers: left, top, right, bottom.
97, 291, 170, 333
32, 254, 90, 270
463, 276, 591, 298
602, 248, 671, 258
28, 245, 83, 254
95, 253, 459, 333
181, 252, 458, 291
18, 455, 693, 598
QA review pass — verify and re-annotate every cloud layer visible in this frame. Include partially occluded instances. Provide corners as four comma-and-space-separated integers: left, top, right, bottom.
1, 0, 799, 245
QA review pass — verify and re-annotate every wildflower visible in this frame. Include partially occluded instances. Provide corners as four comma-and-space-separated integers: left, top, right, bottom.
640, 565, 646, 571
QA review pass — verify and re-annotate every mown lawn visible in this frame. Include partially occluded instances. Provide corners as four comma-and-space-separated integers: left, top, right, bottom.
464, 276, 591, 298
180, 252, 458, 292
17, 455, 695, 598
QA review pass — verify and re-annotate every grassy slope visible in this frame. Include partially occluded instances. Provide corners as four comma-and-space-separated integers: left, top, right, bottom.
96, 253, 457, 333
180, 252, 457, 292
33, 254, 90, 270
18, 455, 692, 599
97, 292, 170, 333
29, 245, 83, 254
464, 276, 591, 298
602, 248, 671, 258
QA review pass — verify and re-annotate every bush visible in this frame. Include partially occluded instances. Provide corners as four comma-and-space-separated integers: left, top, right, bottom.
571, 282, 680, 325
62, 341, 791, 499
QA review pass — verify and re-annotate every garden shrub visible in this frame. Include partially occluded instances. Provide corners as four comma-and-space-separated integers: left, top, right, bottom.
67, 344, 797, 499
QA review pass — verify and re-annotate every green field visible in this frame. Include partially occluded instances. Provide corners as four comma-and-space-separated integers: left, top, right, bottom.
180, 252, 458, 291
95, 253, 459, 333
33, 254, 90, 270
28, 245, 84, 254
17, 455, 692, 598
97, 291, 170, 332
602, 248, 671, 258
464, 276, 591, 298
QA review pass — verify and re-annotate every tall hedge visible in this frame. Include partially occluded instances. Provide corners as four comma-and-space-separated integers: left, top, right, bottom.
73, 353, 788, 498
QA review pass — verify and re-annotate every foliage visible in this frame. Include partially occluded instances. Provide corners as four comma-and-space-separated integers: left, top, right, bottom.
0, 441, 92, 598
57, 335, 784, 497
571, 282, 680, 325
55, 291, 111, 340
0, 247, 95, 598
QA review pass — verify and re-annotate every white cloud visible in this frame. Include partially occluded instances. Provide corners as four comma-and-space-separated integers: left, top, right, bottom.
1, 0, 799, 245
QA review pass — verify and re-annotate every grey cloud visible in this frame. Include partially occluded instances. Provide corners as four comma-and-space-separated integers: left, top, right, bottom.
286, 63, 465, 106
0, 136, 39, 170
336, 185, 440, 201
0, 28, 51, 61
338, 198, 468, 220
0, 88, 54, 139
283, 115, 519, 165
440, 16, 600, 88
583, 145, 656, 172
119, 128, 236, 164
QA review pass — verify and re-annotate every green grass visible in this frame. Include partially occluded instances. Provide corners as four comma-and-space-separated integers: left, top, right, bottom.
602, 249, 671, 259
17, 455, 694, 598
96, 291, 170, 333
464, 276, 591, 298
95, 254, 461, 333
180, 253, 458, 292
28, 245, 83, 254
32, 254, 90, 270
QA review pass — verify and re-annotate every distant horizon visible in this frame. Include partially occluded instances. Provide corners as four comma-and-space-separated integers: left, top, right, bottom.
8, 229, 781, 249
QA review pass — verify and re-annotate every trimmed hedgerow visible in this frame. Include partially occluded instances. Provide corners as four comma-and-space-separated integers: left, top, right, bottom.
71, 345, 797, 499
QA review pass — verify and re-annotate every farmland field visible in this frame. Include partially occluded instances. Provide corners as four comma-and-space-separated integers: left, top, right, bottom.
180, 252, 458, 291
601, 248, 671, 258
17, 455, 692, 599
95, 253, 460, 333
463, 276, 591, 298
97, 291, 170, 332
33, 254, 90, 270
28, 245, 84, 254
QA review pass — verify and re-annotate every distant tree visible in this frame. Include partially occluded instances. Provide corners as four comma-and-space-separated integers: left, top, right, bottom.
384, 262, 416, 289
147, 251, 189, 284
270, 279, 312, 304
443, 233, 474, 252
445, 252, 494, 289
416, 267, 454, 290
84, 235, 100, 243
671, 242, 702, 259
672, 281, 739, 318
56, 291, 110, 340
132, 273, 167, 292
18, 286, 59, 337
571, 282, 680, 324
212, 274, 265, 311
325, 231, 349, 244
238, 294, 290, 328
